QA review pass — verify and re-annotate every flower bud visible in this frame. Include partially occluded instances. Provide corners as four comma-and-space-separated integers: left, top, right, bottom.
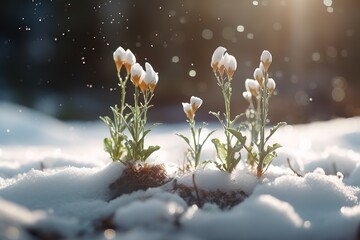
253, 68, 264, 87
130, 63, 145, 87
260, 50, 272, 72
218, 54, 226, 77
267, 78, 276, 95
124, 49, 136, 76
142, 62, 158, 93
113, 46, 127, 73
182, 102, 194, 120
245, 79, 260, 97
190, 96, 203, 112
211, 46, 227, 72
242, 91, 252, 104
224, 54, 237, 80
149, 72, 159, 93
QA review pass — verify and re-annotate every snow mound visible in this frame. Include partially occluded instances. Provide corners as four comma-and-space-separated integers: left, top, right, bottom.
1, 102, 360, 239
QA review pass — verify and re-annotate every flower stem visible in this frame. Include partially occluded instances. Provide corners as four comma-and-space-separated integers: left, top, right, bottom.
257, 73, 269, 177
190, 119, 199, 168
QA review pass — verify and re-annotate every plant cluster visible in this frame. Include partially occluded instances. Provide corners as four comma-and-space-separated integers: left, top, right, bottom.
100, 46, 160, 164
176, 96, 215, 170
227, 50, 286, 177
101, 45, 286, 178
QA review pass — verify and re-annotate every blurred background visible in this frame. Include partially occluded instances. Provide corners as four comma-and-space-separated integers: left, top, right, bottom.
0, 0, 359, 124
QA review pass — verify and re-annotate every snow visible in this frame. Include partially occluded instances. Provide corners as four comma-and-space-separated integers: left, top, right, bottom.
0, 101, 360, 240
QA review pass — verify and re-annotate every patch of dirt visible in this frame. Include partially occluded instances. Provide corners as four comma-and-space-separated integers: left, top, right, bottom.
170, 179, 248, 209
109, 163, 170, 200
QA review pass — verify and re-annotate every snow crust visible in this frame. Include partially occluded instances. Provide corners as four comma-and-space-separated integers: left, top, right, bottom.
0, 102, 359, 240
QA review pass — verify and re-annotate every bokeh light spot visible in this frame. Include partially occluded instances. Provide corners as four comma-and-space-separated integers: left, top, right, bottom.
332, 88, 345, 102
312, 52, 321, 62
236, 25, 245, 32
189, 70, 196, 77
323, 0, 332, 7
201, 29, 213, 40
171, 56, 179, 63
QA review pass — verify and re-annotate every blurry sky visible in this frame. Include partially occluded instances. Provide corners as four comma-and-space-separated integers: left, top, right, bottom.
0, 0, 359, 124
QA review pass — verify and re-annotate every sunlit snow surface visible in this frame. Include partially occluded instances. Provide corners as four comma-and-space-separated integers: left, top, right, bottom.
0, 102, 360, 240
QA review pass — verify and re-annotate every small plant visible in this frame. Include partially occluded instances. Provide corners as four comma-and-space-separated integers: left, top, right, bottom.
209, 47, 243, 173
177, 96, 215, 170
100, 46, 160, 163
228, 50, 286, 178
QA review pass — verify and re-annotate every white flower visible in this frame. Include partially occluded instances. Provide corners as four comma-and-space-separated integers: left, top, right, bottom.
142, 62, 158, 93
149, 72, 159, 93
211, 46, 227, 72
182, 102, 193, 120
245, 78, 260, 97
242, 91, 252, 103
267, 78, 276, 94
130, 63, 145, 87
218, 53, 227, 77
253, 68, 264, 86
113, 46, 127, 73
190, 96, 203, 112
224, 54, 237, 80
124, 49, 136, 76
260, 50, 272, 72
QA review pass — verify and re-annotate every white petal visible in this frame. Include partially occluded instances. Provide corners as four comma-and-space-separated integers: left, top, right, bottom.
260, 50, 272, 64
211, 46, 227, 67
182, 102, 192, 114
225, 54, 237, 71
190, 96, 203, 109
242, 91, 252, 101
125, 49, 136, 65
130, 63, 144, 77
267, 78, 276, 89
253, 68, 264, 81
245, 79, 259, 92
144, 62, 155, 84
113, 46, 126, 61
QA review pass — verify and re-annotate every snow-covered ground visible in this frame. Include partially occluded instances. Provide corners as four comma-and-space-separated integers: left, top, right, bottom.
0, 101, 359, 240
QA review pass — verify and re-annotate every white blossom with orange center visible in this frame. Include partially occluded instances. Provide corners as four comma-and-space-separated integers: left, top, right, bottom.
211, 46, 227, 72
130, 63, 144, 87
124, 49, 136, 76
190, 96, 203, 112
113, 46, 127, 73
224, 53, 237, 80
260, 50, 272, 72
144, 62, 158, 93
267, 78, 276, 94
182, 102, 194, 120
253, 68, 264, 87
245, 78, 260, 97
242, 91, 252, 101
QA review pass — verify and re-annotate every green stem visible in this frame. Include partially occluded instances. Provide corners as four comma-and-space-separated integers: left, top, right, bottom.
134, 86, 140, 160
190, 119, 199, 168
118, 73, 128, 124
257, 73, 269, 177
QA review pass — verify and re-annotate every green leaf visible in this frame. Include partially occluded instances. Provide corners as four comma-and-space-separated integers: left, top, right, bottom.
142, 145, 160, 161
227, 128, 247, 145
176, 133, 190, 146
264, 151, 277, 166
265, 122, 286, 145
212, 138, 227, 162
265, 143, 282, 155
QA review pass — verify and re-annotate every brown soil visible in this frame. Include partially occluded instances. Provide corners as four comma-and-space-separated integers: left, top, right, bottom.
109, 163, 170, 200
109, 163, 248, 209
170, 179, 248, 209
